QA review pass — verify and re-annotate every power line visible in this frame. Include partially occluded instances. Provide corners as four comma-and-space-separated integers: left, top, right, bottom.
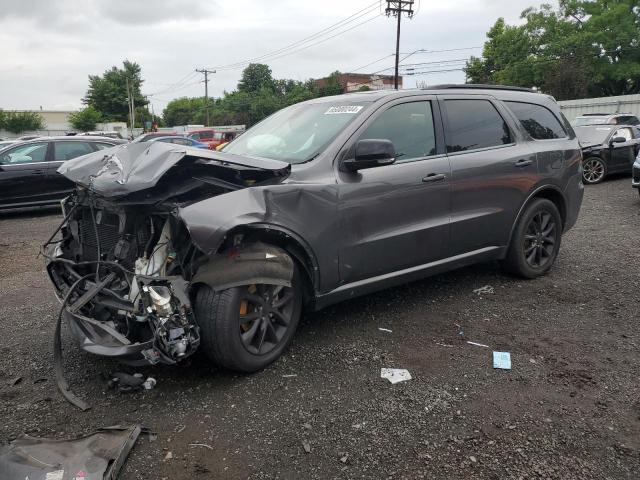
214, 1, 380, 70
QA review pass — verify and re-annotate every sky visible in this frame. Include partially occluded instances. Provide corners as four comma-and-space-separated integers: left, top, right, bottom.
0, 0, 556, 114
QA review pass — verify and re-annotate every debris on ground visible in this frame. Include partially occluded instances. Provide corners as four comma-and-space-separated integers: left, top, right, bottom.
302, 440, 311, 453
493, 351, 512, 370
164, 451, 173, 460
189, 443, 213, 450
454, 323, 465, 339
467, 341, 490, 348
108, 372, 156, 393
282, 374, 298, 378
473, 285, 495, 295
378, 327, 393, 333
435, 342, 454, 348
0, 425, 142, 480
340, 453, 349, 463
380, 368, 412, 384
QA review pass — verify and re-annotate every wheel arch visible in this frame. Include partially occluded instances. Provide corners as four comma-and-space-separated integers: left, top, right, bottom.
197, 223, 320, 307
507, 185, 567, 251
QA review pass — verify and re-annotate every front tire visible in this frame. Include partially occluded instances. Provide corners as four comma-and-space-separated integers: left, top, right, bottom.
502, 198, 562, 279
582, 156, 607, 184
194, 264, 303, 373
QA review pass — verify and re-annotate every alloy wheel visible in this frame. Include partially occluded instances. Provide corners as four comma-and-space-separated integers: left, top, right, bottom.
523, 211, 557, 268
583, 158, 605, 184
238, 284, 295, 355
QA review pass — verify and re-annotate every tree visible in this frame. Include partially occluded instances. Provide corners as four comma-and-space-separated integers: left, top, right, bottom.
163, 97, 209, 126
465, 1, 640, 100
83, 60, 148, 122
318, 71, 344, 96
68, 106, 102, 131
3, 111, 45, 134
238, 63, 275, 93
0, 109, 6, 130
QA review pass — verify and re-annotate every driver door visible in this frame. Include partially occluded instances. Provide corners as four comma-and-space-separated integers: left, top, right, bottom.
336, 97, 451, 284
610, 127, 636, 172
0, 141, 52, 208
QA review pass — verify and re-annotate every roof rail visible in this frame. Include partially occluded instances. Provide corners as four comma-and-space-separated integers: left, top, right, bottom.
422, 84, 535, 93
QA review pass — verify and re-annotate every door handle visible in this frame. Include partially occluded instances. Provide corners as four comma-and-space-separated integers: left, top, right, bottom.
514, 159, 533, 168
422, 173, 446, 183
31, 169, 46, 175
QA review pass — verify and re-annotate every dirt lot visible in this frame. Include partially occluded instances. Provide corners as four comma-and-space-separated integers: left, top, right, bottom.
1, 177, 639, 479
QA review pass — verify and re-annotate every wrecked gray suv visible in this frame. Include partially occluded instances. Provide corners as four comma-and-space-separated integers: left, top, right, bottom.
46, 85, 583, 373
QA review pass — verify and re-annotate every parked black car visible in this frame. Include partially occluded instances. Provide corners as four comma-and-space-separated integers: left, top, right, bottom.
572, 113, 640, 127
0, 136, 126, 210
45, 85, 583, 373
575, 125, 640, 184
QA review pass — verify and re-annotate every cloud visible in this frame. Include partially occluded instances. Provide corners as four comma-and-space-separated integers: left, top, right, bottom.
0, 0, 557, 110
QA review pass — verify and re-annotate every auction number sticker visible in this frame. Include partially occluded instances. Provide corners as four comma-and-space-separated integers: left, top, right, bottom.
324, 105, 363, 115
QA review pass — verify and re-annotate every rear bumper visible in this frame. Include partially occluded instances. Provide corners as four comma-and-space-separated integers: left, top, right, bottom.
563, 172, 584, 232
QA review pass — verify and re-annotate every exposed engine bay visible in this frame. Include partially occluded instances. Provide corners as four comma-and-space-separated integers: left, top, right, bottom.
46, 192, 203, 365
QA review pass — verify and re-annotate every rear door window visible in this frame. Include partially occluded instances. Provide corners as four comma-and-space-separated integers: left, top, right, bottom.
53, 142, 94, 161
358, 101, 436, 162
442, 99, 512, 153
505, 101, 567, 140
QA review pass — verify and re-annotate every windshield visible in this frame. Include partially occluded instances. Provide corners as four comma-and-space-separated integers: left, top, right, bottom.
223, 101, 370, 163
574, 126, 612, 145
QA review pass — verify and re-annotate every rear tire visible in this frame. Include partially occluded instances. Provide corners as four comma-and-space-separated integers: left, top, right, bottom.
502, 198, 562, 279
194, 262, 302, 373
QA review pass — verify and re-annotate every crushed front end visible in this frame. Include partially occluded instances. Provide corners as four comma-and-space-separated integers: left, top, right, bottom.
47, 192, 202, 365
44, 142, 291, 366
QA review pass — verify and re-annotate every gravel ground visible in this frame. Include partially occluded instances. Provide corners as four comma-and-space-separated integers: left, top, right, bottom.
0, 177, 639, 479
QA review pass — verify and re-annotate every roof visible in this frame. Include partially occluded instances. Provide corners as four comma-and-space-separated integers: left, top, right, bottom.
302, 84, 550, 105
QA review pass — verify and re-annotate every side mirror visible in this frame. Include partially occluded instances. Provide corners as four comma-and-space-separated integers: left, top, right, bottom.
611, 136, 627, 144
341, 139, 396, 172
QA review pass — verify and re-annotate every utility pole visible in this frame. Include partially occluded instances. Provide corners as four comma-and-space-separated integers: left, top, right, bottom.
196, 68, 216, 126
385, 1, 416, 90
125, 76, 134, 138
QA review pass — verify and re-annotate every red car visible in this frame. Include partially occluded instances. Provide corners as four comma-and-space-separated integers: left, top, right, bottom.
186, 129, 237, 150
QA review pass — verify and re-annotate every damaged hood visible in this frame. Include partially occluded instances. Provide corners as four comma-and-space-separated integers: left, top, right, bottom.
58, 141, 290, 197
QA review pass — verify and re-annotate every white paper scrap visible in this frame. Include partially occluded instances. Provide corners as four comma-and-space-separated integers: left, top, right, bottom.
380, 368, 412, 384
378, 328, 393, 333
493, 351, 512, 370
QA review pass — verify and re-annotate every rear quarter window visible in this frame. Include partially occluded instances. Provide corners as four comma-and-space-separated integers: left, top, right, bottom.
505, 101, 567, 140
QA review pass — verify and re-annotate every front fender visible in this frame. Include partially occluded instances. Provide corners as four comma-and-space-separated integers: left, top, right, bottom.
191, 242, 294, 291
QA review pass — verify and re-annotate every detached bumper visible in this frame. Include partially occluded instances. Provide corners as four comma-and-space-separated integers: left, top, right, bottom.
64, 309, 153, 366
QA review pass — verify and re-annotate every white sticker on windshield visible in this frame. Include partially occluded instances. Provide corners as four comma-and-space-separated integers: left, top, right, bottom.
324, 106, 363, 115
